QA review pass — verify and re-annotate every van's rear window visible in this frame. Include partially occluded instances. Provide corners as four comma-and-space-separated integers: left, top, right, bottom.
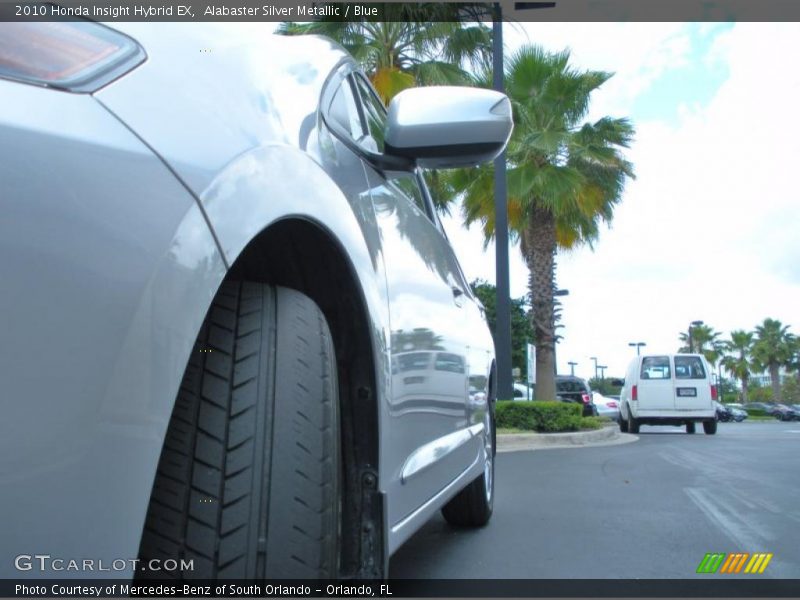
641, 356, 671, 379
675, 356, 706, 379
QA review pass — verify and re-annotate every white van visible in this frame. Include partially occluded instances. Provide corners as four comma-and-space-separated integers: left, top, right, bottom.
619, 354, 718, 434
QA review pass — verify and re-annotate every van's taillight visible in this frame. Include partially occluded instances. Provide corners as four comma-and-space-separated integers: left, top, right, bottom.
0, 22, 145, 93
711, 385, 718, 400
632, 385, 638, 401
581, 393, 591, 404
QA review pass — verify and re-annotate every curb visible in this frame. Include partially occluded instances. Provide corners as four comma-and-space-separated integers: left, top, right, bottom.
497, 424, 638, 453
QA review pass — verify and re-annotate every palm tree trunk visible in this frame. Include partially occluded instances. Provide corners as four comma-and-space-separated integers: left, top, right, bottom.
741, 374, 749, 404
523, 206, 557, 401
770, 363, 781, 402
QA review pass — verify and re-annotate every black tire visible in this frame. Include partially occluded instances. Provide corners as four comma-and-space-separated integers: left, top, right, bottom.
627, 409, 640, 434
703, 419, 717, 435
686, 422, 696, 434
618, 415, 627, 432
138, 282, 340, 579
442, 404, 495, 527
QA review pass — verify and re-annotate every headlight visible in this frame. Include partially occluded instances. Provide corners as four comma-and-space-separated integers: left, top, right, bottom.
0, 21, 145, 93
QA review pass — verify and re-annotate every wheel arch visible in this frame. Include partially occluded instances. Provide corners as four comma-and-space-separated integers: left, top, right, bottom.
143, 216, 386, 578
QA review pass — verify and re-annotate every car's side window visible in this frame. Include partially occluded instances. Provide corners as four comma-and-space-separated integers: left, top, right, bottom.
390, 174, 428, 215
328, 77, 364, 140
353, 75, 387, 152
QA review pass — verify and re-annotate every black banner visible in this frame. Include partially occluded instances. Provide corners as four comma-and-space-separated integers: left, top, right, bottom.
2, 0, 800, 22
2, 579, 800, 598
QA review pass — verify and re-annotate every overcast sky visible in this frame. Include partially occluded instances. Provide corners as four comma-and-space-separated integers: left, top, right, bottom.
441, 22, 800, 382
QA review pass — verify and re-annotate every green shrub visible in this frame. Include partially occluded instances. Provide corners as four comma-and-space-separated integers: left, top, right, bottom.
495, 401, 583, 432
580, 416, 606, 430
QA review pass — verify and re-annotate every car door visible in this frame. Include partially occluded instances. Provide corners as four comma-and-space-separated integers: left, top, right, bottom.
349, 74, 492, 528
673, 355, 711, 410
638, 355, 675, 411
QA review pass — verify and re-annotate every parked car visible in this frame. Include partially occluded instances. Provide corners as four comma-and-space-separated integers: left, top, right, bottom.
555, 375, 598, 417
729, 405, 748, 422
0, 23, 513, 580
619, 354, 717, 434
745, 402, 774, 413
714, 401, 733, 422
592, 391, 621, 421
747, 402, 797, 420
770, 404, 799, 421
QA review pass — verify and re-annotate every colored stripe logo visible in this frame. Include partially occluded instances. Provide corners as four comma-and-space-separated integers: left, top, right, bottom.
697, 553, 772, 574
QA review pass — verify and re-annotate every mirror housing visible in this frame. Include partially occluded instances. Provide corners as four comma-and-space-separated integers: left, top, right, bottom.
384, 86, 513, 169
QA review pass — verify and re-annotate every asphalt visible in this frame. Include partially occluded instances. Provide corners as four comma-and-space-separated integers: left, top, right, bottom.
390, 420, 800, 581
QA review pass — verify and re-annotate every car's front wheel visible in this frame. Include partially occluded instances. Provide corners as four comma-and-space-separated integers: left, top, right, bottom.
138, 282, 340, 579
441, 404, 495, 527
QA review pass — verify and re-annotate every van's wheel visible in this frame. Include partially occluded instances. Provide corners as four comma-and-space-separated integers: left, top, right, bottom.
618, 412, 628, 432
686, 422, 696, 434
703, 419, 717, 435
138, 282, 340, 579
442, 403, 495, 527
627, 409, 640, 434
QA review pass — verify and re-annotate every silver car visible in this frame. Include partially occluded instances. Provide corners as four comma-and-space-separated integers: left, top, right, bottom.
0, 23, 512, 579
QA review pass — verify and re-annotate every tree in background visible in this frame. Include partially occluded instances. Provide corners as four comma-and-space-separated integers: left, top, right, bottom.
470, 279, 534, 383
752, 318, 795, 403
453, 45, 635, 401
678, 323, 722, 361
721, 330, 755, 403
279, 5, 491, 103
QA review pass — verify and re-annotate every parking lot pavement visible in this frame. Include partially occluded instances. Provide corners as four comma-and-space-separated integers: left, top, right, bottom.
389, 420, 800, 580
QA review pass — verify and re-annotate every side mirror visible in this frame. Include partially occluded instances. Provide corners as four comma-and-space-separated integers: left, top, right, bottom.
384, 86, 513, 169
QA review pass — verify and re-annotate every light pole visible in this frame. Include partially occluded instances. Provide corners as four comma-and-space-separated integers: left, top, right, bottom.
628, 342, 646, 356
688, 320, 704, 353
590, 356, 599, 382
492, 4, 512, 401
568, 361, 577, 376
598, 365, 607, 379
492, 1, 555, 400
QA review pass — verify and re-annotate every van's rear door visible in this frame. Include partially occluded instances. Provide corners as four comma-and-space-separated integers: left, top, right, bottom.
673, 355, 712, 410
638, 356, 675, 410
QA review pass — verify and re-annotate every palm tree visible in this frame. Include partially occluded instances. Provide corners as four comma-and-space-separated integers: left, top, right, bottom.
678, 324, 721, 364
452, 45, 635, 401
752, 318, 794, 403
279, 4, 492, 102
721, 330, 754, 403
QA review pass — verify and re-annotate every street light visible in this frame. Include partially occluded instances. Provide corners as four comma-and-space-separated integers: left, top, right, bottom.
688, 320, 704, 353
590, 356, 599, 382
628, 342, 646, 355
598, 365, 607, 379
568, 361, 577, 376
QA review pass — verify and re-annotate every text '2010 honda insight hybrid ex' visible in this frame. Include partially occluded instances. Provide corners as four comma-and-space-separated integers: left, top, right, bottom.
0, 23, 512, 579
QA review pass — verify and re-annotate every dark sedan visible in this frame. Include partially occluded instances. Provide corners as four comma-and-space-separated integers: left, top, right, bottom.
556, 375, 598, 417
